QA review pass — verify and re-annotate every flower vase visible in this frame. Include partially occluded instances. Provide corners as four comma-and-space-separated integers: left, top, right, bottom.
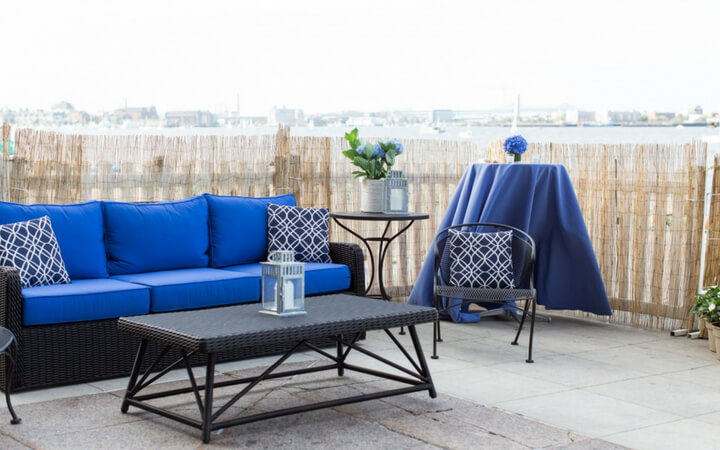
713, 331, 720, 360
708, 321, 717, 352
506, 153, 521, 163
360, 178, 386, 213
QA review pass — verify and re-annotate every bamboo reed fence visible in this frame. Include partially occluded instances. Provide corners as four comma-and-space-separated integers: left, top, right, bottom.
703, 155, 720, 287
1, 123, 711, 331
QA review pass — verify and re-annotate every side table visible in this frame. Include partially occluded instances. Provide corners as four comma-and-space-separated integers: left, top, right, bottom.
330, 211, 429, 302
0, 327, 21, 424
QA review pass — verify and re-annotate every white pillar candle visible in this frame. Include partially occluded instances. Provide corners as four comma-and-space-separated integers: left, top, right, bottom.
284, 279, 295, 309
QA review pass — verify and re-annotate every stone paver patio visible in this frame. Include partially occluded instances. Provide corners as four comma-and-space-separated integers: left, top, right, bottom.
1, 313, 719, 449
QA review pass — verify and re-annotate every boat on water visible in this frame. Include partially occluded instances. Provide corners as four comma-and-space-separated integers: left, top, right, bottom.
458, 130, 473, 138
420, 125, 445, 135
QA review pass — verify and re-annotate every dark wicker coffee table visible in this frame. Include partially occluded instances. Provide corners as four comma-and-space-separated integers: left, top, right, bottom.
118, 294, 437, 443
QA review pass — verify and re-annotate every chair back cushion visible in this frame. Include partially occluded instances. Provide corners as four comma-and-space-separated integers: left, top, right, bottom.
267, 203, 331, 263
0, 216, 71, 287
0, 200, 107, 279
448, 229, 515, 288
103, 196, 209, 275
205, 194, 296, 267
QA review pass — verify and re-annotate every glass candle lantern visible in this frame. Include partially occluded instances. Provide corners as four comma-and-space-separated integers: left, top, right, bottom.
260, 251, 306, 317
385, 170, 409, 213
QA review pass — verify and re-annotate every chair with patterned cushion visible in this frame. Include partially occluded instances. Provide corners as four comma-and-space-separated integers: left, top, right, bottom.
431, 222, 537, 363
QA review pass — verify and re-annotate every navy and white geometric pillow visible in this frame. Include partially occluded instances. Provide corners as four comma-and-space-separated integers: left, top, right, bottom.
267, 203, 331, 263
448, 229, 515, 289
0, 216, 70, 288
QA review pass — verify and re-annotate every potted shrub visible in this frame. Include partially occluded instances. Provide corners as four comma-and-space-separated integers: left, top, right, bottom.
690, 286, 720, 353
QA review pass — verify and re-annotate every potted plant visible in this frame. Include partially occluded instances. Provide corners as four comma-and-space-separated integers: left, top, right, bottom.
690, 286, 720, 353
343, 128, 404, 213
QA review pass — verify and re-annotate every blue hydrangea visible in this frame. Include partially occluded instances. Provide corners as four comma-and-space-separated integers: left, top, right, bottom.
504, 135, 527, 154
372, 144, 385, 158
390, 138, 404, 154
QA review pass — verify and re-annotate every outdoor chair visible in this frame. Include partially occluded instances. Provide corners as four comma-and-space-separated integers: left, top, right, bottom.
431, 222, 537, 363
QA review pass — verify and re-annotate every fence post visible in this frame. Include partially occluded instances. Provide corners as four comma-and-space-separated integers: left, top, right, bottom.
1, 122, 9, 201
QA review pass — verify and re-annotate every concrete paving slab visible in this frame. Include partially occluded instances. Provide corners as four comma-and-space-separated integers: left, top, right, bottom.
603, 418, 720, 450
493, 353, 647, 388
573, 343, 713, 375
585, 374, 720, 418
496, 389, 682, 438
434, 366, 570, 405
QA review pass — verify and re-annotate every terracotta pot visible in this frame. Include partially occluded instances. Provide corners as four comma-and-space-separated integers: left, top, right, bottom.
714, 333, 720, 361
708, 321, 718, 352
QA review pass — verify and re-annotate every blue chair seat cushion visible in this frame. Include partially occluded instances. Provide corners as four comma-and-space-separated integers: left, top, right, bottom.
112, 268, 260, 313
222, 262, 350, 296
23, 279, 150, 326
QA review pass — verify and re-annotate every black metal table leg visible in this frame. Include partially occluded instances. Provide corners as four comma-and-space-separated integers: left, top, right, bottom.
408, 325, 436, 398
337, 337, 345, 376
122, 339, 148, 414
202, 353, 216, 444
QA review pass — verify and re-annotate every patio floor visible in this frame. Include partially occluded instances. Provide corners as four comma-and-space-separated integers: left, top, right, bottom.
2, 313, 719, 449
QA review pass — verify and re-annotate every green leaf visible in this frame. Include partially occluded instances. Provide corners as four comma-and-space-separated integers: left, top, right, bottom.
353, 156, 370, 172
351, 170, 366, 178
362, 143, 375, 159
342, 149, 359, 160
385, 148, 396, 166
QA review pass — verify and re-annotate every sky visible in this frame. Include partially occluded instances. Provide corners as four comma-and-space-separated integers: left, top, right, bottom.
2, 0, 719, 115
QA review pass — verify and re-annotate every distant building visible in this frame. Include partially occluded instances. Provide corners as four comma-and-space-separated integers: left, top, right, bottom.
268, 107, 304, 126
165, 111, 216, 127
565, 109, 595, 124
431, 109, 453, 123
52, 101, 74, 111
648, 111, 676, 121
596, 110, 641, 124
114, 106, 159, 121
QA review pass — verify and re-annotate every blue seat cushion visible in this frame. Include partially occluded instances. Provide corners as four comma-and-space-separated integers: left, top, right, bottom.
0, 200, 107, 279
23, 279, 150, 326
103, 196, 210, 275
205, 193, 296, 267
222, 262, 351, 296
112, 268, 260, 313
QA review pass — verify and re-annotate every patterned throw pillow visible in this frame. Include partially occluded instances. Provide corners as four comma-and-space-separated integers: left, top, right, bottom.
267, 204, 331, 263
0, 216, 71, 288
448, 229, 515, 289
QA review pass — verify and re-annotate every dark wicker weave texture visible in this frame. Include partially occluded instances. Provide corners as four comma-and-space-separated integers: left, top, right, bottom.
0, 242, 366, 391
119, 294, 437, 353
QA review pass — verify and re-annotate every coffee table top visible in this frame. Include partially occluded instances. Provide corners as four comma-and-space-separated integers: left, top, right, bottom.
118, 294, 437, 353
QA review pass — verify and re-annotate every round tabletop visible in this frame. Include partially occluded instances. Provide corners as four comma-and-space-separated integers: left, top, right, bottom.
331, 211, 429, 221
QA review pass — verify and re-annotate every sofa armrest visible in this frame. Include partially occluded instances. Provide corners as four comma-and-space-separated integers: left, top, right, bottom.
329, 242, 365, 296
0, 266, 23, 336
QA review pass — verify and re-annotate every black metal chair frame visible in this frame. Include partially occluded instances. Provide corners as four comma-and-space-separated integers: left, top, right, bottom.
431, 222, 538, 363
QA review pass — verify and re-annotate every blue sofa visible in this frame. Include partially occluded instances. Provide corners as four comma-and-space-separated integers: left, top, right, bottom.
0, 194, 365, 390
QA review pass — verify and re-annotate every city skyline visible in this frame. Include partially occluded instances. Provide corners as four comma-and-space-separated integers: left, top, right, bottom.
3, 0, 719, 114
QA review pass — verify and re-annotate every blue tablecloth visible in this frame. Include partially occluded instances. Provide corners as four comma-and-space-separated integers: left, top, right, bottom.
408, 163, 612, 322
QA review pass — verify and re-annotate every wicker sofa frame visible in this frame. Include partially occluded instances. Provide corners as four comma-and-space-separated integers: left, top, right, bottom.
0, 242, 365, 391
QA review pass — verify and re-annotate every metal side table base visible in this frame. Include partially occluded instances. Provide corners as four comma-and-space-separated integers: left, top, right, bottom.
0, 328, 21, 425
331, 211, 430, 336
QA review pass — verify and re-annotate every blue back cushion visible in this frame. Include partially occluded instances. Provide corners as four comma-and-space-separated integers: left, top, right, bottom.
103, 196, 210, 275
205, 194, 296, 267
0, 201, 107, 279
